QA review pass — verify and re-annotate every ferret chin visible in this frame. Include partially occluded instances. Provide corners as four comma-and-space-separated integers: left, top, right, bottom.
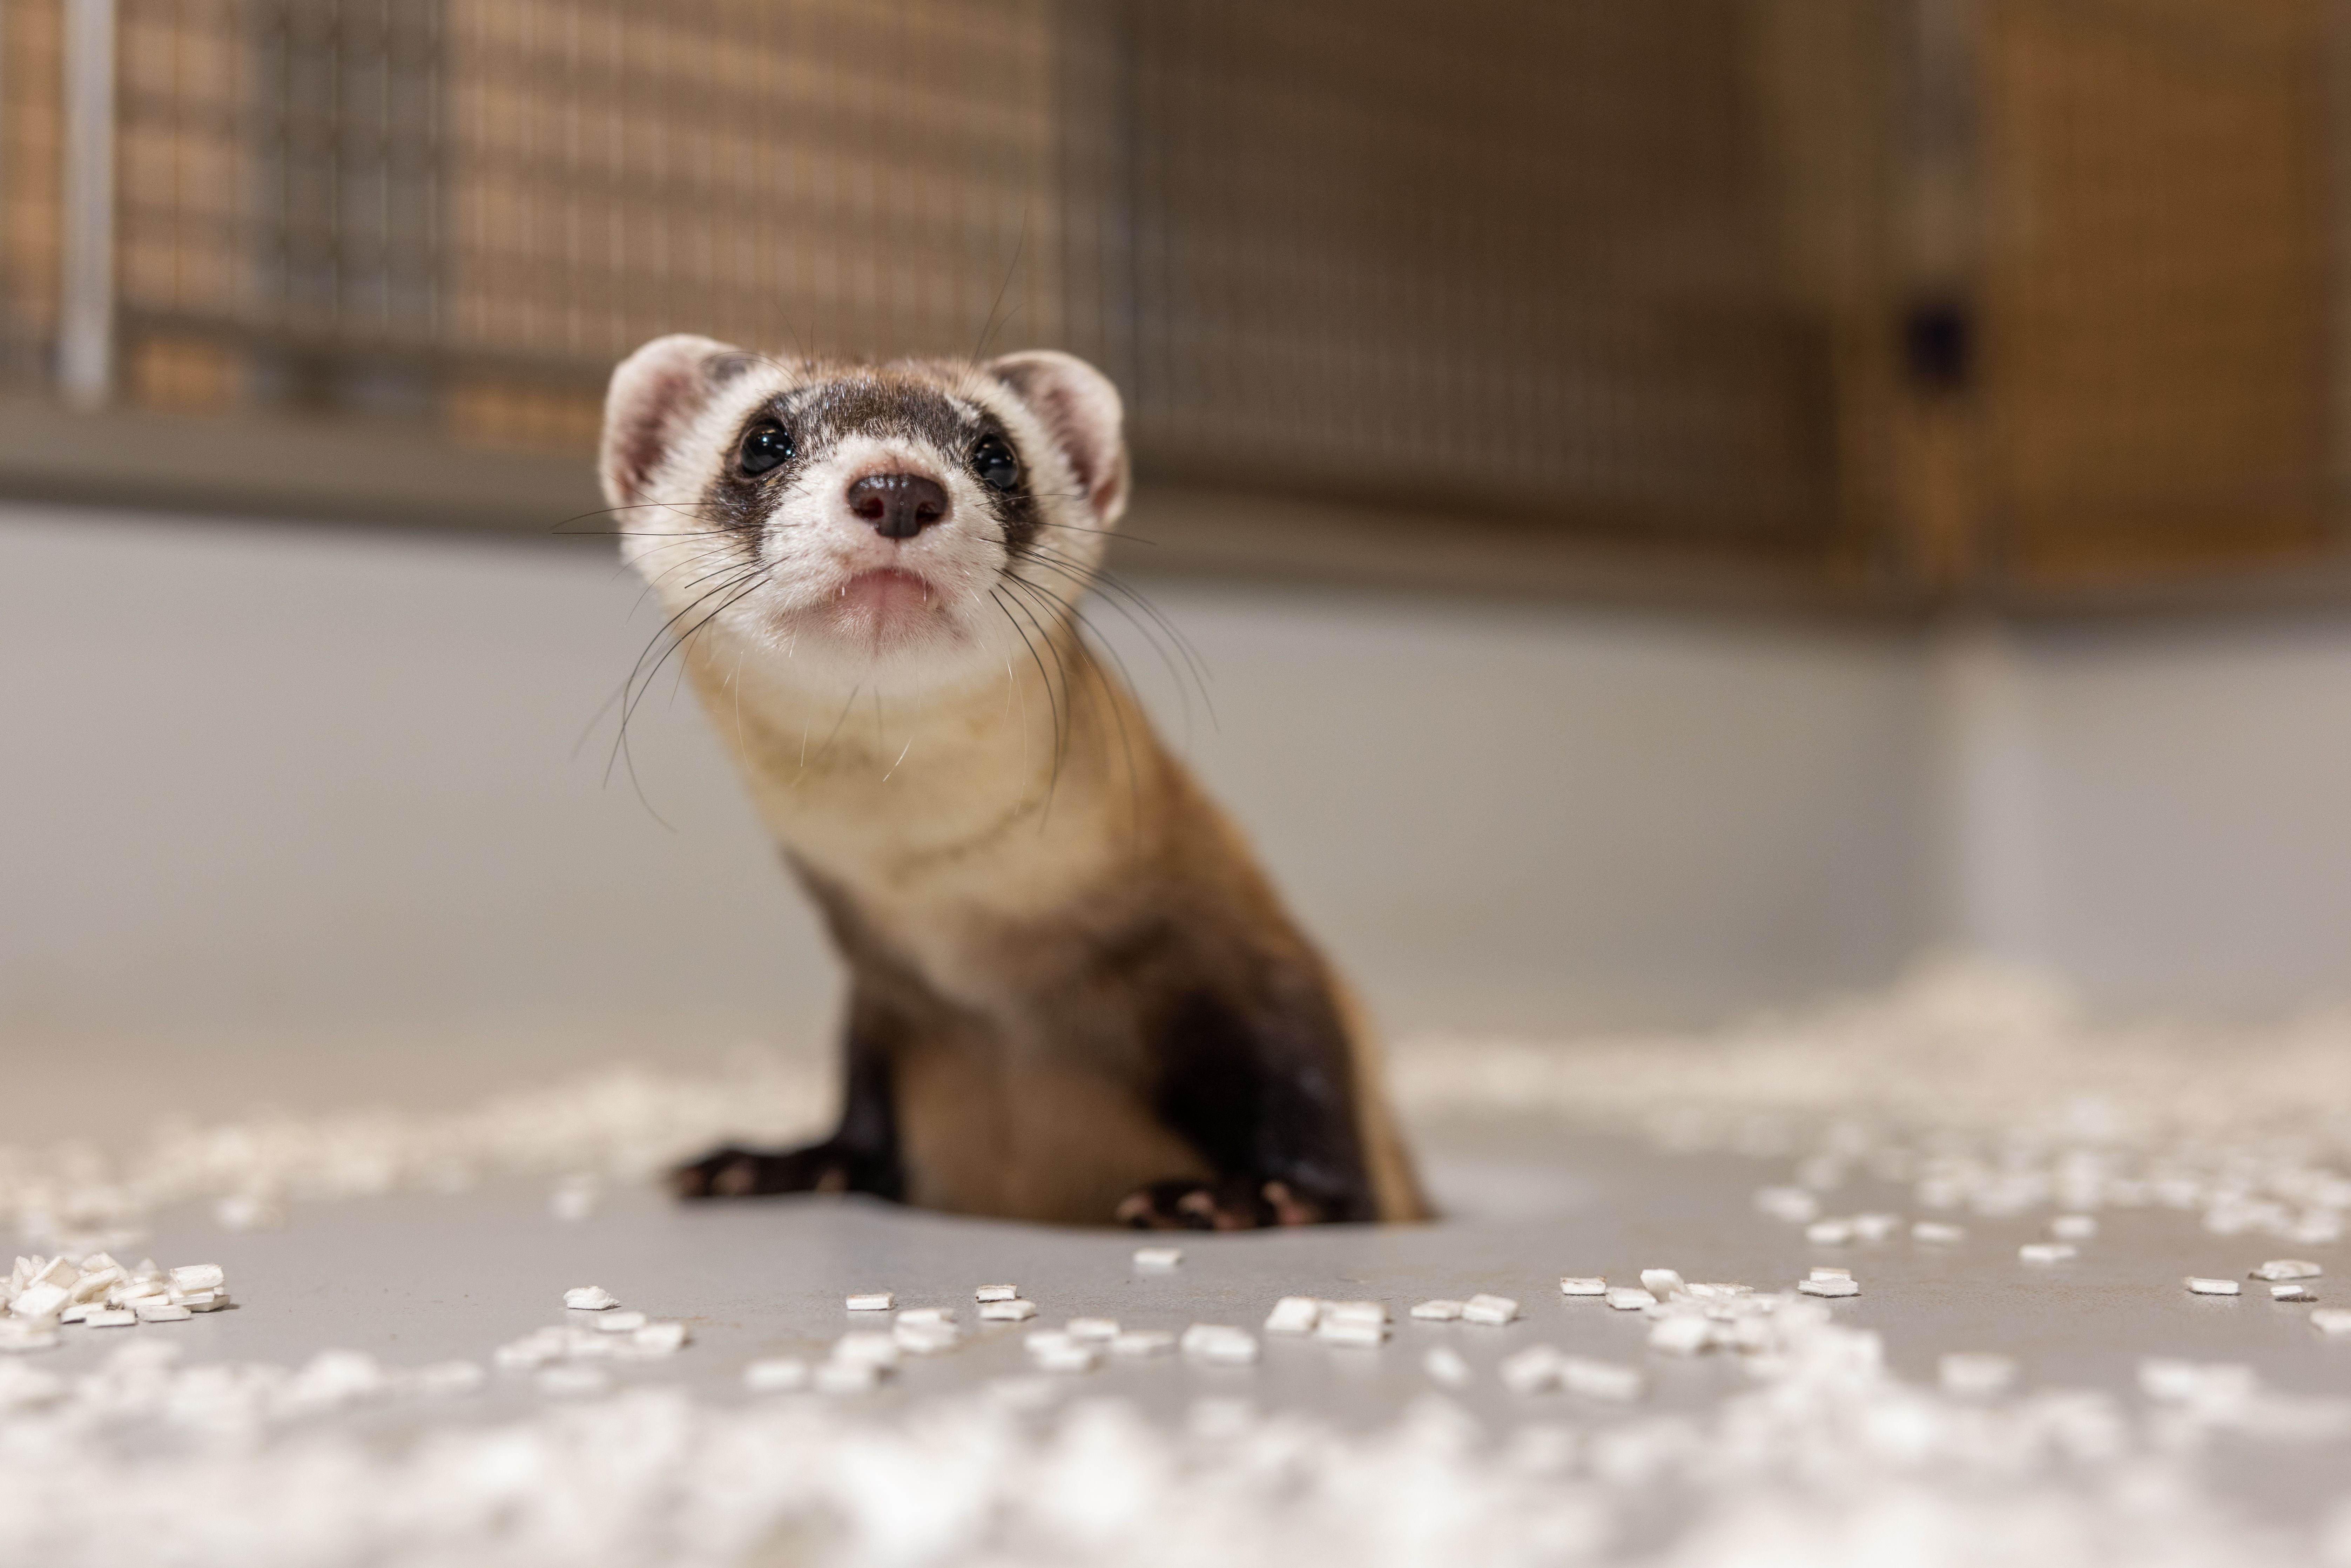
600, 334, 1428, 1229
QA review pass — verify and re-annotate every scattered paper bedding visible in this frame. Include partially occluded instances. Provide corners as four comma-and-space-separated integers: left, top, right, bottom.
2, 1253, 233, 1349
12, 963, 2351, 1562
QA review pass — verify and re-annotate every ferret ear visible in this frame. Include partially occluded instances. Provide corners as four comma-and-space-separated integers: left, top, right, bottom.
985, 350, 1129, 523
600, 334, 756, 508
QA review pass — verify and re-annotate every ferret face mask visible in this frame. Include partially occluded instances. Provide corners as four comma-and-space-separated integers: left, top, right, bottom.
599, 337, 1130, 695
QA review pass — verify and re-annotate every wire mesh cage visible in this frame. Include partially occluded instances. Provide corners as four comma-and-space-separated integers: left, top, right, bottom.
0, 0, 2344, 605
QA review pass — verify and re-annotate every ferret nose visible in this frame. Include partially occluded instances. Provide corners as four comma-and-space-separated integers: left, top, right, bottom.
846, 473, 949, 539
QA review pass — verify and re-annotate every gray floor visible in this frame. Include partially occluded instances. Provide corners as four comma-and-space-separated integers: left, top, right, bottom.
22, 1112, 2351, 1540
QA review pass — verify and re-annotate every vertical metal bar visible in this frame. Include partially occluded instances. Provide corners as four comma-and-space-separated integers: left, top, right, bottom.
59, 0, 116, 406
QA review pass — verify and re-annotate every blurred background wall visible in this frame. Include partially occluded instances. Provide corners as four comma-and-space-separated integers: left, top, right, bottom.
6, 0, 2351, 1126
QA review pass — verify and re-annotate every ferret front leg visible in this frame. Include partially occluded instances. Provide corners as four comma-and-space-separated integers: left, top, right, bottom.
671, 1016, 904, 1202
1119, 986, 1376, 1228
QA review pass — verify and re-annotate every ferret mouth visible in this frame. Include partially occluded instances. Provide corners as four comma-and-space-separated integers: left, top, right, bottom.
828, 567, 947, 638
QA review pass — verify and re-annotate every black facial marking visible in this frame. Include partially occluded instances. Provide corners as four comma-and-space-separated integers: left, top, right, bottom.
792, 376, 969, 451
699, 372, 1046, 559
704, 399, 807, 544
970, 417, 1042, 556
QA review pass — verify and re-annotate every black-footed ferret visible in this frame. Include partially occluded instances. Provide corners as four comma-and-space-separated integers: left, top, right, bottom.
599, 336, 1428, 1228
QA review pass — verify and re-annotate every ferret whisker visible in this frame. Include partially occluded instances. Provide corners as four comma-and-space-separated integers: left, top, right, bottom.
790, 682, 864, 786
1002, 544, 1203, 709
623, 542, 762, 625
1001, 541, 1216, 735
1001, 573, 1146, 840
606, 563, 769, 794
969, 208, 1029, 364
988, 587, 1066, 814
993, 582, 1072, 766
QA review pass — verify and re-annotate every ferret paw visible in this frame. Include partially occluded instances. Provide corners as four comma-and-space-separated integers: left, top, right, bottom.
669, 1144, 849, 1200
1115, 1177, 1328, 1230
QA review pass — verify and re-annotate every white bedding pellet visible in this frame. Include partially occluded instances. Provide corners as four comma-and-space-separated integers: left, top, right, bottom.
844, 1292, 894, 1312
1559, 1277, 1608, 1296
1557, 1356, 1644, 1402
2312, 1307, 2351, 1334
549, 1177, 599, 1223
1316, 1317, 1386, 1348
1030, 1341, 1100, 1373
1065, 1317, 1119, 1342
1647, 1314, 1712, 1355
411, 1360, 485, 1396
1605, 1287, 1657, 1311
983, 1376, 1061, 1413
974, 1284, 1019, 1302
892, 1318, 959, 1354
1462, 1294, 1521, 1326
831, 1331, 901, 1368
1111, 1330, 1176, 1357
1132, 1247, 1183, 1269
2139, 1359, 2255, 1406
1499, 1344, 1564, 1395
537, 1364, 609, 1397
1323, 1300, 1388, 1326
1805, 1219, 1854, 1245
169, 1264, 225, 1293
631, 1321, 688, 1354
813, 1359, 881, 1394
69, 1266, 123, 1304
215, 1192, 287, 1231
1684, 1283, 1752, 1301
10, 1283, 67, 1322
743, 1358, 808, 1393
1808, 1267, 1851, 1281
1638, 1269, 1685, 1298
1939, 1352, 2017, 1398
2050, 1215, 2098, 1241
563, 1286, 618, 1311
1264, 1297, 1322, 1334
1797, 1277, 1859, 1298
2271, 1283, 2317, 1302
1754, 1186, 1820, 1223
1424, 1344, 1472, 1388
2253, 1259, 2323, 1281
1025, 1330, 1074, 1355
2185, 1277, 2242, 1296
493, 1334, 563, 1371
90, 1306, 141, 1329
135, 1302, 193, 1322
896, 1306, 956, 1325
1912, 1221, 1967, 1244
1409, 1299, 1465, 1320
1180, 1324, 1259, 1365
1851, 1213, 1901, 1242
978, 1298, 1039, 1321
593, 1311, 648, 1333
2018, 1243, 2076, 1264
58, 1304, 91, 1324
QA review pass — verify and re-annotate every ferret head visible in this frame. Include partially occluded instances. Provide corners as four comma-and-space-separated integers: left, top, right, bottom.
599, 336, 1129, 695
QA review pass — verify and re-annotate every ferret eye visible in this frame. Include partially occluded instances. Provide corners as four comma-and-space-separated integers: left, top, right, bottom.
972, 434, 1019, 492
738, 421, 794, 477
